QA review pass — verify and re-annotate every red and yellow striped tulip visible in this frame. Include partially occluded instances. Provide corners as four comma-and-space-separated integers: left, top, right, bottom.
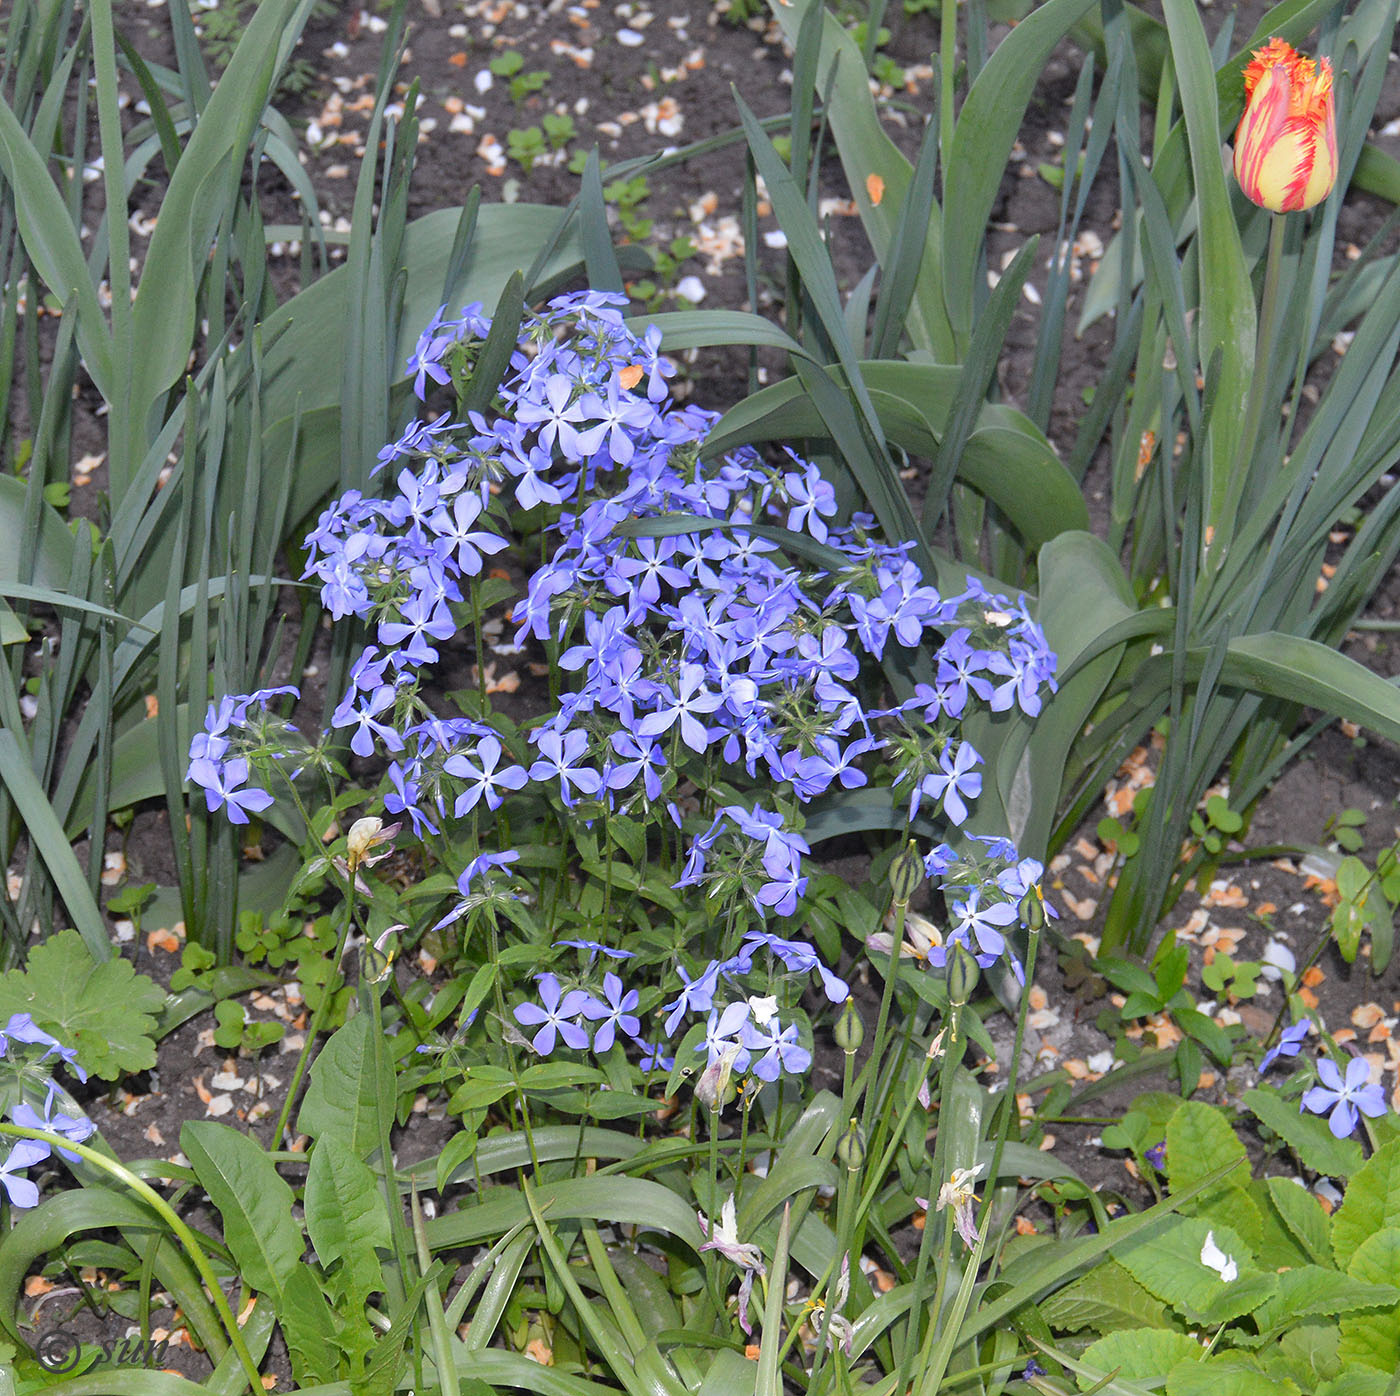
1233, 38, 1337, 213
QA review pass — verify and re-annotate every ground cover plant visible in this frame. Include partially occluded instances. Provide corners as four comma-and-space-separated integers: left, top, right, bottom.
3, 0, 1400, 1392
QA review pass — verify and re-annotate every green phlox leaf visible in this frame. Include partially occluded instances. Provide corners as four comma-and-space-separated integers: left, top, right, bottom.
0, 929, 164, 1080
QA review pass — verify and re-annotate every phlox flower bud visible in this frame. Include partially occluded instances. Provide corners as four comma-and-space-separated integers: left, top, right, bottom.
1233, 38, 1337, 213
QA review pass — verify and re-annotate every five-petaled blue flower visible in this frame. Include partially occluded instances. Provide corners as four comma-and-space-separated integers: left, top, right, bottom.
1301, 1056, 1387, 1138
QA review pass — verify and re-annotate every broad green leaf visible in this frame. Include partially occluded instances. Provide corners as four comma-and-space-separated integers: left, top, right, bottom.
0, 100, 114, 398
1160, 0, 1255, 536
0, 1187, 223, 1356
941, 0, 1098, 347
0, 929, 161, 1078
297, 1012, 394, 1160
1264, 1175, 1333, 1266
627, 309, 804, 358
1271, 1322, 1341, 1387
1317, 1371, 1400, 1396
1166, 1101, 1249, 1194
764, 0, 953, 358
304, 1138, 390, 1306
1254, 1263, 1399, 1335
0, 734, 113, 964
128, 0, 304, 424
1332, 1138, 1400, 1271
1244, 1088, 1365, 1180
424, 1174, 704, 1253
180, 1121, 302, 1298
1038, 1257, 1174, 1334
1079, 1329, 1202, 1388
278, 1263, 342, 1386
1225, 634, 1400, 748
1111, 1215, 1276, 1324
705, 362, 1087, 548
0, 462, 107, 593
1165, 1358, 1280, 1396
1338, 1229, 1400, 1372
1166, 1101, 1259, 1249
1005, 530, 1137, 853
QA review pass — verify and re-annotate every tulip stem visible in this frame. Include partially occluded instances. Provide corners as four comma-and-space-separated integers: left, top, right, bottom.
1222, 212, 1287, 568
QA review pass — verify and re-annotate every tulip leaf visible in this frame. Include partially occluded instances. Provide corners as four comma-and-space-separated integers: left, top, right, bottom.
1160, 0, 1256, 542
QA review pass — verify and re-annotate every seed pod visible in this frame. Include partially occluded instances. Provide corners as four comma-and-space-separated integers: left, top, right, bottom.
834, 997, 864, 1053
947, 943, 980, 1005
888, 841, 924, 906
836, 1118, 866, 1171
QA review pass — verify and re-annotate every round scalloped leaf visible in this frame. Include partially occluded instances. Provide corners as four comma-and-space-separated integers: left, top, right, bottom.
0, 929, 164, 1080
1332, 1138, 1400, 1273
1079, 1329, 1202, 1389
1337, 1229, 1400, 1372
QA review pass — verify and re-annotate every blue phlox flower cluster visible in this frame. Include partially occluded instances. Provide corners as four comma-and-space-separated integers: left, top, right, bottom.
189, 291, 1060, 1022
186, 686, 302, 824
656, 930, 846, 1092
877, 840, 1054, 985
511, 968, 665, 1064
0, 1020, 93, 1209
675, 804, 811, 918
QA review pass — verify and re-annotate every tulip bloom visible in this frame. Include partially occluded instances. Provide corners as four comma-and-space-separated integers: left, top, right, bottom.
1233, 38, 1337, 213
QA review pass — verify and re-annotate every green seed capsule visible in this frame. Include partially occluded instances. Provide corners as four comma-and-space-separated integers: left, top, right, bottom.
889, 841, 924, 906
947, 943, 980, 1004
834, 997, 864, 1053
836, 1118, 866, 1171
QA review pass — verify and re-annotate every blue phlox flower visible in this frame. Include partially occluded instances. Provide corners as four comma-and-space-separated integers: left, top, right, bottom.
514, 973, 591, 1055
1301, 1056, 1387, 1138
190, 756, 274, 825
945, 886, 1019, 960
0, 1138, 50, 1209
516, 372, 596, 461
528, 727, 603, 807
385, 759, 439, 838
406, 306, 455, 399
580, 972, 641, 1053
936, 630, 996, 718
910, 742, 983, 825
605, 730, 666, 802
378, 593, 458, 668
635, 663, 723, 753
427, 493, 508, 577
1260, 1018, 1312, 1074
332, 682, 405, 759
782, 458, 837, 542
699, 1001, 752, 1071
754, 863, 807, 918
444, 734, 528, 816
575, 378, 660, 466
553, 940, 636, 962
1, 1015, 85, 1080
662, 960, 721, 1037
741, 932, 848, 1002
743, 1017, 812, 1081
12, 1086, 95, 1162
